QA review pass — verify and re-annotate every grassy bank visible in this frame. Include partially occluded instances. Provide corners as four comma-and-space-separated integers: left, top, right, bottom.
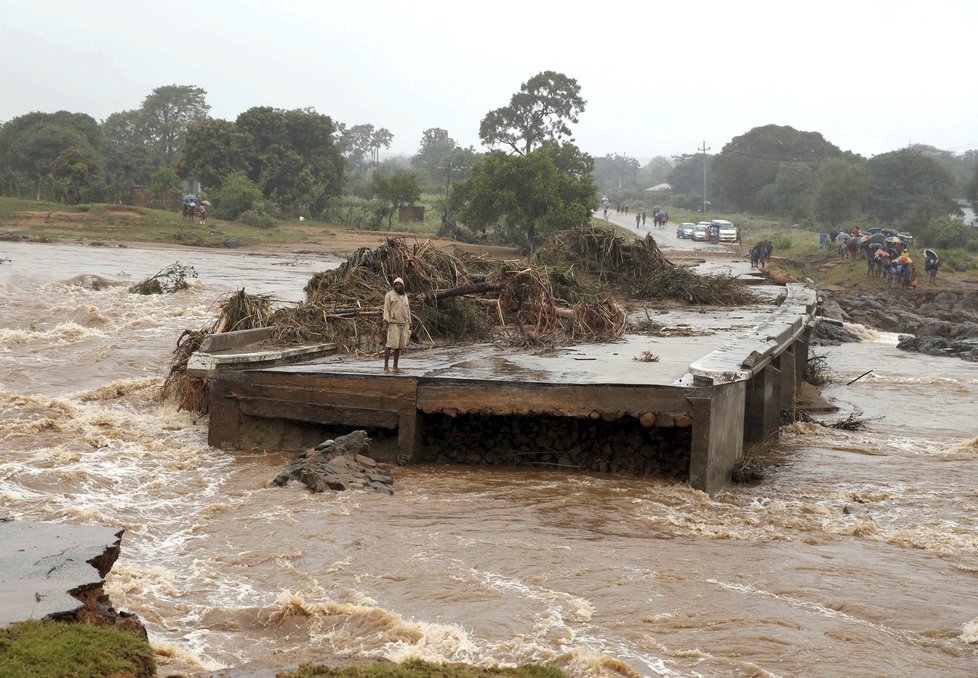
0, 196, 443, 250
0, 620, 155, 678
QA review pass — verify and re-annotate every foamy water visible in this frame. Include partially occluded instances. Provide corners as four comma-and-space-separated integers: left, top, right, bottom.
1, 243, 977, 676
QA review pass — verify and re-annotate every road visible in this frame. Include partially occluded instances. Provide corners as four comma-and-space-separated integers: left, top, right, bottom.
593, 209, 755, 277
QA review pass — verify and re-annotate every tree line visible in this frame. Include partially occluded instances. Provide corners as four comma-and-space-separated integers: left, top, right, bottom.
2, 78, 977, 250
604, 125, 978, 250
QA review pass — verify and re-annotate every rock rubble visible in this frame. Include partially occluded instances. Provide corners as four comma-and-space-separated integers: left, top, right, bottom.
273, 429, 395, 494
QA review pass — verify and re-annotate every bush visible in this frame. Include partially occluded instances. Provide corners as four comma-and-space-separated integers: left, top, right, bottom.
238, 208, 277, 229
772, 234, 794, 250
218, 172, 263, 219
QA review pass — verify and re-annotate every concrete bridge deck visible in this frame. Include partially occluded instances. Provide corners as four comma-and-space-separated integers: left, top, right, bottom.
206, 283, 817, 496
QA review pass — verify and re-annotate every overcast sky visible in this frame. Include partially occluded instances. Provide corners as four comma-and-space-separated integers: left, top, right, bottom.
3, 0, 977, 162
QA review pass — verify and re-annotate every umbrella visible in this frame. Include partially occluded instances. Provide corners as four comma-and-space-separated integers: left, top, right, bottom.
835, 233, 851, 242
183, 194, 197, 202
875, 249, 890, 258
924, 248, 939, 261
868, 233, 886, 245
201, 200, 212, 206
895, 255, 911, 264
884, 236, 902, 244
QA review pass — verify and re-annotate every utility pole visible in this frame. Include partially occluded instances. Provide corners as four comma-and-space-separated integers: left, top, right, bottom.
700, 140, 710, 214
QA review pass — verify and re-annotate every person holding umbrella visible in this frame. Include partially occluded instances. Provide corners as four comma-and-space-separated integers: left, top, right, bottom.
924, 249, 939, 285
183, 194, 197, 222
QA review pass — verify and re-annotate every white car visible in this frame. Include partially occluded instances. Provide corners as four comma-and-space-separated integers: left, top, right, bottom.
692, 224, 709, 241
713, 220, 738, 243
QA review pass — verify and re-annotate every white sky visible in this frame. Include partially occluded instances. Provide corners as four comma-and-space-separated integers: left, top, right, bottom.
2, 0, 977, 161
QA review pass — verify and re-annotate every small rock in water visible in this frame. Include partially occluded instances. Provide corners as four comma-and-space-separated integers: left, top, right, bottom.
272, 430, 394, 494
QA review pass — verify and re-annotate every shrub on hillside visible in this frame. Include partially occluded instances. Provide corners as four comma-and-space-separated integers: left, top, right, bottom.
238, 208, 276, 229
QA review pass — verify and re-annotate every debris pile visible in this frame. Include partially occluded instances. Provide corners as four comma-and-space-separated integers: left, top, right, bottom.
164, 226, 754, 412
272, 430, 394, 494
128, 262, 197, 294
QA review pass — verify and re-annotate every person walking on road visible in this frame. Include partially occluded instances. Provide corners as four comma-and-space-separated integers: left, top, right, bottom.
636, 213, 641, 229
383, 277, 411, 374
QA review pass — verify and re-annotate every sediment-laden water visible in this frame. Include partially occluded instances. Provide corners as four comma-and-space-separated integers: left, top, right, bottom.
2, 241, 977, 677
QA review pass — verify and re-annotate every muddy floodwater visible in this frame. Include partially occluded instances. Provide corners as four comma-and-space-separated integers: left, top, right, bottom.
2, 241, 978, 676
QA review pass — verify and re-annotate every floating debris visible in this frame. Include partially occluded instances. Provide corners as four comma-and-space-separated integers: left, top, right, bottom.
128, 262, 197, 295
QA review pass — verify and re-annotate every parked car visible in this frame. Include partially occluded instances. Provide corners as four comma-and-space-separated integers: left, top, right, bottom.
712, 219, 739, 243
692, 223, 709, 241
677, 222, 696, 239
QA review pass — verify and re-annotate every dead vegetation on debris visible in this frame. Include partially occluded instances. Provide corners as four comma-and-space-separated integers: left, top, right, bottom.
163, 226, 754, 412
128, 262, 197, 294
783, 409, 881, 431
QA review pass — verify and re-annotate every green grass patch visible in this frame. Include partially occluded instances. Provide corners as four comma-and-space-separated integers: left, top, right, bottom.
0, 196, 452, 249
279, 659, 566, 678
0, 619, 155, 678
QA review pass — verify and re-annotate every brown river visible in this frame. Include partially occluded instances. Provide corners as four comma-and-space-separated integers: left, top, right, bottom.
2, 241, 977, 677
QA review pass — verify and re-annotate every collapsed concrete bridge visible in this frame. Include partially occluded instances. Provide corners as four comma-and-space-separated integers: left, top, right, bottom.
196, 284, 818, 496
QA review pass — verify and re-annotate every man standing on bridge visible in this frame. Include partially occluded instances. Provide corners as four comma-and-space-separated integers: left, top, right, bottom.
383, 277, 411, 374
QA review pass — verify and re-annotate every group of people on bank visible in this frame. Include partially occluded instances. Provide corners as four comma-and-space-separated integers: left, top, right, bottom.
181, 195, 208, 225
821, 226, 940, 287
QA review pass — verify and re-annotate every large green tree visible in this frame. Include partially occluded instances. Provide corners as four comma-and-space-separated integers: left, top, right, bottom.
0, 111, 102, 186
813, 161, 869, 228
139, 85, 209, 165
180, 107, 343, 215
755, 164, 817, 220
479, 71, 586, 155
864, 148, 958, 226
177, 118, 247, 190
49, 145, 107, 204
99, 85, 209, 186
712, 124, 846, 212
455, 146, 596, 246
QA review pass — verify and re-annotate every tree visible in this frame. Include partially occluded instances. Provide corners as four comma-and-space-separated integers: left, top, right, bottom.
139, 85, 209, 165
178, 118, 248, 190
455, 148, 596, 247
49, 146, 106, 204
965, 162, 978, 214
813, 161, 869, 227
149, 166, 181, 209
180, 107, 343, 215
411, 128, 478, 192
755, 164, 817, 220
371, 171, 421, 227
864, 148, 958, 226
712, 124, 846, 212
593, 153, 640, 192
478, 71, 586, 155
101, 109, 155, 186
336, 123, 393, 174
217, 171, 263, 219
668, 153, 714, 198
0, 111, 102, 185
